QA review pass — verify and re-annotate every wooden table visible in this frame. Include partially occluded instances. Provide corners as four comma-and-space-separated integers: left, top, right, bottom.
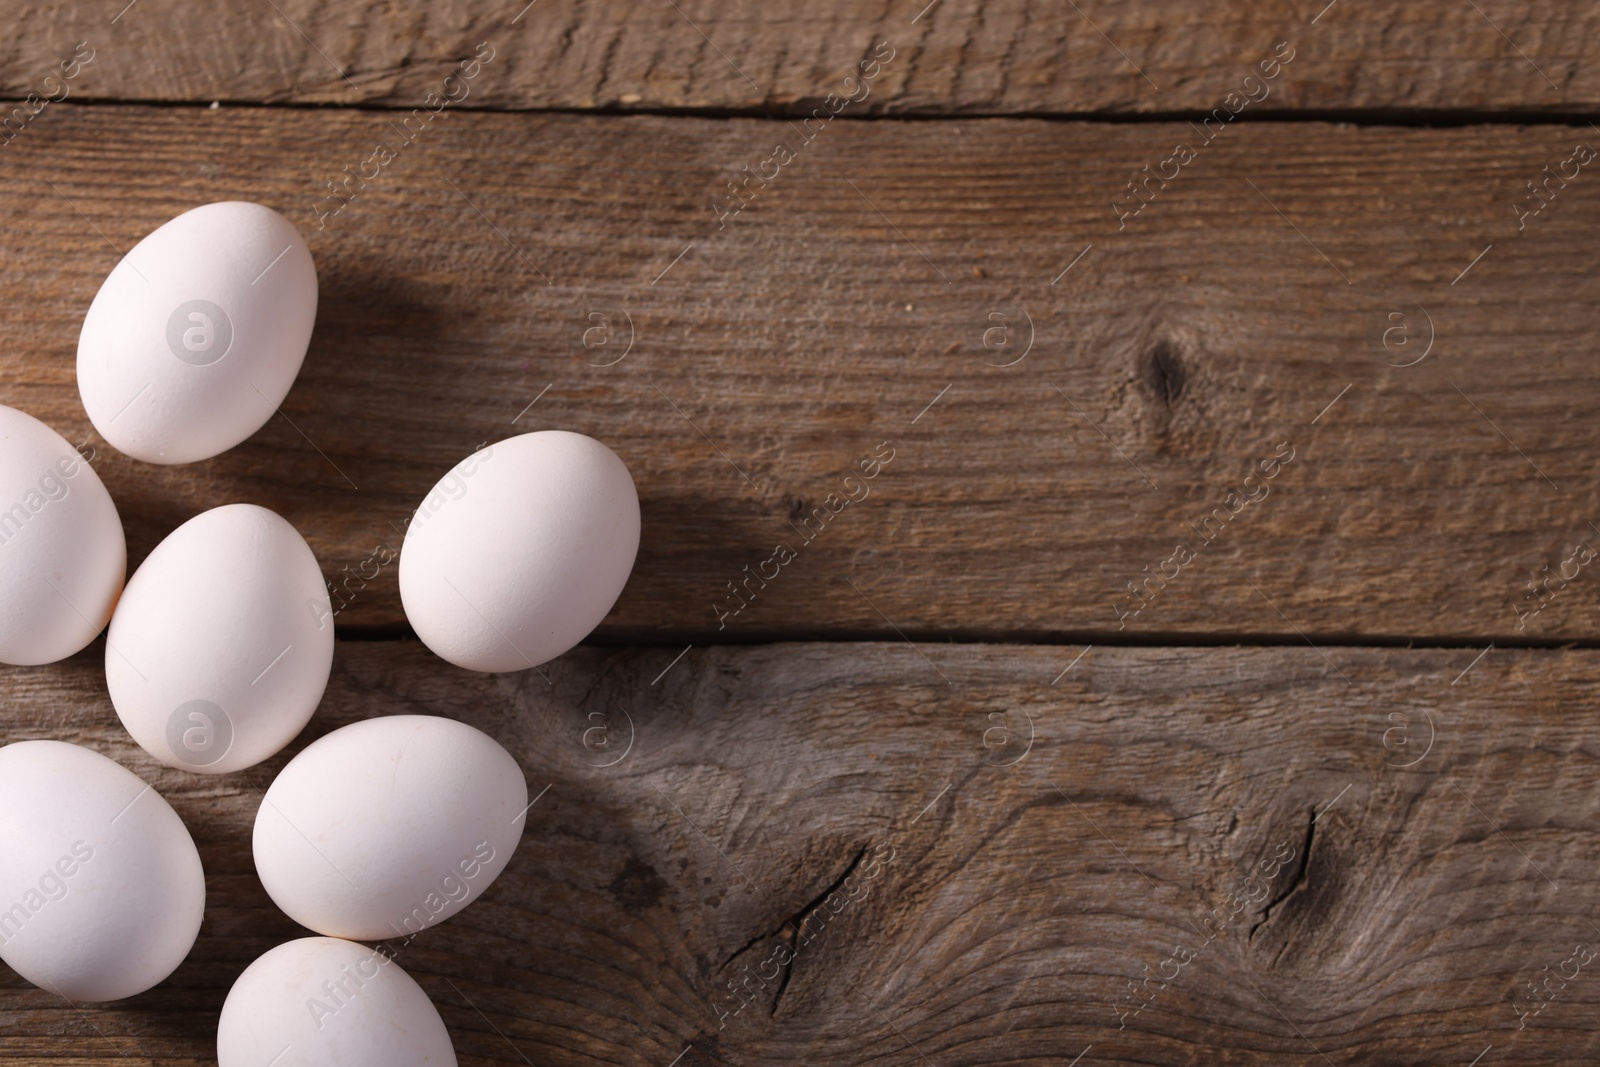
3, 2, 1598, 1063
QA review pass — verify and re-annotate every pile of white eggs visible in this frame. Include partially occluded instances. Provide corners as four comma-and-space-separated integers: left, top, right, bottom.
0, 202, 642, 1065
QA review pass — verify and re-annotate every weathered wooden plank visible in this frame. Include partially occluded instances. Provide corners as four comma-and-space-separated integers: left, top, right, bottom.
0, 1, 1597, 115
1, 641, 1596, 1064
2, 106, 1599, 639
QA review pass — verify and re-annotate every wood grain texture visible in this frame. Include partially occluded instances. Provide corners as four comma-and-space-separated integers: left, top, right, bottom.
0, 0, 1598, 114
0, 640, 1596, 1064
3, 105, 1600, 639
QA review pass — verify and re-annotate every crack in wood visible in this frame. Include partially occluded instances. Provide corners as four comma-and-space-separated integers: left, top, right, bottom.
725, 844, 872, 1018
773, 845, 870, 1016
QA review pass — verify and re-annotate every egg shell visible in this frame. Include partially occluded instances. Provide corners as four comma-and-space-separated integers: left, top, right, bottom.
106, 503, 333, 774
253, 715, 527, 940
399, 431, 640, 673
218, 937, 456, 1067
76, 201, 318, 464
0, 405, 125, 665
0, 740, 204, 1002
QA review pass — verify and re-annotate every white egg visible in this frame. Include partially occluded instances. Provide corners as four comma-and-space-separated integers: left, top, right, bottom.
0, 740, 204, 1002
106, 503, 333, 774
254, 715, 526, 940
399, 431, 640, 673
76, 201, 318, 464
0, 405, 125, 665
218, 937, 456, 1067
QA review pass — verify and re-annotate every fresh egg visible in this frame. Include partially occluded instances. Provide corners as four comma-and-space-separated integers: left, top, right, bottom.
399, 431, 640, 673
76, 201, 318, 464
0, 404, 125, 665
0, 740, 204, 1001
106, 503, 333, 774
218, 937, 456, 1067
254, 715, 526, 940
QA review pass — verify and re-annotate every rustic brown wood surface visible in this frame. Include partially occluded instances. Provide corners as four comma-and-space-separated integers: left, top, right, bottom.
3, 107, 1600, 639
0, 641, 1595, 1066
4, 4, 1600, 1064
0, 0, 1598, 114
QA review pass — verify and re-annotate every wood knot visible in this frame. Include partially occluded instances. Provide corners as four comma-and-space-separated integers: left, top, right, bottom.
1143, 340, 1186, 407
607, 856, 668, 911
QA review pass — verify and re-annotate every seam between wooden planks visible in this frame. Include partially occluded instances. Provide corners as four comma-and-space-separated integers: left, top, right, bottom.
8, 96, 1600, 128
333, 626, 1600, 650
